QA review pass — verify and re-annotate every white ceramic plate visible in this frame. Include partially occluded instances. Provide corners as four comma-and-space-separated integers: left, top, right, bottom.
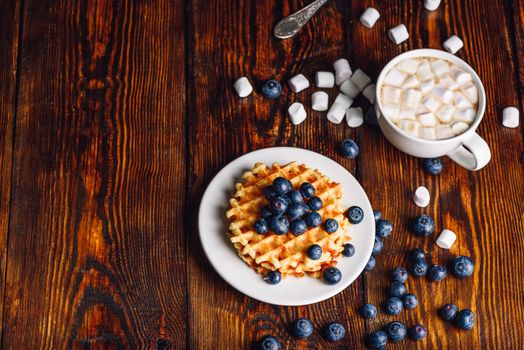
198, 147, 375, 306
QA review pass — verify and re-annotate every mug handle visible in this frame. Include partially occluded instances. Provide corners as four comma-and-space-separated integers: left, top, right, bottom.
447, 132, 491, 171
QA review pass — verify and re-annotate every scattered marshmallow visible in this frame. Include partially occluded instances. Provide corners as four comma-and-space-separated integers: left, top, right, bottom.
233, 77, 253, 98
360, 7, 380, 28
403, 89, 422, 109
430, 59, 450, 77
327, 103, 347, 124
454, 108, 476, 123
350, 69, 372, 91
288, 102, 307, 125
424, 0, 442, 11
502, 107, 520, 128
334, 93, 354, 109
383, 86, 402, 104
432, 85, 454, 104
452, 121, 469, 135
334, 59, 352, 85
420, 79, 435, 95
384, 68, 407, 87
423, 97, 441, 112
414, 186, 430, 207
346, 107, 364, 128
436, 104, 455, 123
443, 35, 464, 54
288, 74, 310, 93
421, 127, 437, 140
436, 229, 457, 249
416, 61, 435, 81
403, 75, 420, 89
418, 112, 437, 127
436, 124, 454, 139
396, 59, 420, 74
363, 84, 376, 103
340, 79, 360, 99
388, 24, 409, 45
461, 84, 479, 104
399, 120, 421, 137
311, 91, 329, 111
316, 71, 335, 88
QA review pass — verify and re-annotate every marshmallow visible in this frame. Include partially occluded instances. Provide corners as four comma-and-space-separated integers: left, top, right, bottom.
414, 186, 430, 207
416, 104, 430, 115
384, 68, 407, 87
233, 77, 253, 97
346, 107, 364, 128
388, 24, 409, 44
436, 125, 454, 139
502, 107, 520, 128
334, 93, 354, 109
288, 102, 307, 125
382, 103, 401, 121
363, 84, 376, 103
383, 86, 402, 104
443, 35, 464, 54
424, 0, 441, 11
316, 71, 335, 88
399, 120, 421, 137
416, 62, 435, 81
423, 97, 441, 112
436, 105, 455, 123
360, 7, 380, 28
327, 103, 347, 124
420, 79, 435, 94
452, 121, 469, 135
440, 74, 459, 90
334, 59, 352, 85
311, 91, 329, 111
288, 74, 310, 93
454, 108, 476, 123
454, 92, 474, 109
436, 229, 457, 249
403, 75, 420, 89
432, 85, 454, 104
396, 59, 421, 74
418, 112, 437, 127
402, 89, 422, 109
421, 127, 437, 140
451, 66, 472, 86
350, 69, 372, 91
340, 79, 360, 99
399, 108, 416, 120
461, 84, 479, 104
430, 59, 450, 77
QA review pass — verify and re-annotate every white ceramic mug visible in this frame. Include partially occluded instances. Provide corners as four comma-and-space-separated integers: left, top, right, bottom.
375, 49, 491, 171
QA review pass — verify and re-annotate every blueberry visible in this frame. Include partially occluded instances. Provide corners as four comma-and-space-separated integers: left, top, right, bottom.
342, 243, 355, 257
410, 259, 428, 277
257, 335, 281, 350
373, 210, 382, 222
286, 203, 308, 221
323, 267, 342, 285
307, 244, 322, 260
410, 248, 426, 261
439, 303, 458, 321
385, 297, 403, 315
391, 267, 408, 283
261, 79, 282, 99
323, 218, 339, 233
365, 256, 376, 271
324, 322, 345, 342
376, 220, 393, 238
287, 190, 303, 203
338, 139, 359, 158
427, 264, 447, 282
366, 330, 388, 348
402, 294, 418, 310
272, 177, 292, 195
289, 219, 307, 235
361, 303, 377, 319
292, 318, 314, 339
409, 324, 427, 340
372, 237, 384, 256
451, 255, 475, 278
268, 215, 289, 235
389, 282, 407, 297
412, 215, 435, 236
424, 158, 443, 175
254, 219, 269, 234
346, 206, 364, 224
263, 186, 278, 200
455, 309, 475, 330
307, 196, 323, 211
269, 196, 289, 215
264, 271, 281, 285
386, 321, 407, 342
300, 182, 315, 198
365, 107, 378, 126
304, 212, 322, 228
260, 206, 273, 218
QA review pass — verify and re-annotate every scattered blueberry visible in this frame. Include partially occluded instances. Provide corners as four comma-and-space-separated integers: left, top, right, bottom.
288, 190, 303, 203
410, 259, 429, 278
292, 318, 314, 339
307, 196, 323, 211
365, 107, 378, 126
451, 256, 475, 278
338, 139, 359, 158
365, 256, 376, 271
264, 271, 281, 285
268, 215, 289, 235
409, 324, 427, 340
376, 220, 393, 238
372, 237, 384, 256
307, 244, 322, 260
304, 212, 322, 228
428, 264, 447, 282
402, 294, 418, 310
258, 335, 281, 350
324, 322, 346, 342
289, 219, 307, 235
342, 243, 355, 257
410, 248, 426, 261
260, 206, 273, 218
455, 309, 475, 330
323, 219, 339, 233
287, 202, 308, 220
373, 210, 382, 222
272, 177, 292, 195
389, 282, 407, 297
386, 321, 407, 342
391, 267, 409, 283
346, 206, 364, 224
323, 267, 342, 285
385, 297, 403, 315
269, 196, 289, 215
263, 186, 278, 200
254, 219, 269, 234
261, 79, 282, 99
300, 182, 315, 198
366, 330, 388, 348
424, 158, 443, 175
361, 303, 377, 319
412, 215, 435, 236
439, 303, 458, 321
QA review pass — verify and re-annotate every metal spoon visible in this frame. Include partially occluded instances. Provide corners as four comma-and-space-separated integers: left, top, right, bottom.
274, 0, 330, 39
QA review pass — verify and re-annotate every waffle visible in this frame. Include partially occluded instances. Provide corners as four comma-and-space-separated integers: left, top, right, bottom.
226, 162, 351, 278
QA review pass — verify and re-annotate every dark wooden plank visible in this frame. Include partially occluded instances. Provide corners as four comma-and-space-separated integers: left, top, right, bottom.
2, 0, 187, 348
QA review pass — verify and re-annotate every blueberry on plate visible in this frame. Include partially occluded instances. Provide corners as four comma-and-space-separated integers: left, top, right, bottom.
410, 259, 428, 278
257, 335, 281, 350
323, 218, 339, 233
307, 196, 323, 211
254, 219, 269, 234
304, 212, 322, 228
412, 215, 435, 236
289, 219, 307, 235
427, 264, 447, 282
287, 190, 303, 203
338, 139, 359, 158
410, 248, 426, 261
385, 297, 403, 315
346, 206, 364, 224
342, 243, 355, 257
324, 322, 345, 342
366, 330, 388, 348
300, 182, 315, 198
376, 219, 393, 238
386, 321, 407, 342
365, 256, 376, 271
261, 79, 282, 99
323, 267, 342, 285
389, 282, 407, 297
373, 210, 382, 222
365, 107, 378, 126
372, 237, 384, 256
409, 324, 427, 340
450, 255, 475, 278
439, 303, 458, 321
268, 215, 289, 235
263, 186, 278, 200
286, 202, 308, 221
264, 271, 281, 285
307, 244, 322, 260
455, 309, 475, 330
272, 177, 292, 195
361, 303, 377, 319
424, 158, 443, 175
269, 196, 289, 215
260, 206, 273, 219
292, 318, 314, 339
391, 267, 408, 283
402, 294, 418, 310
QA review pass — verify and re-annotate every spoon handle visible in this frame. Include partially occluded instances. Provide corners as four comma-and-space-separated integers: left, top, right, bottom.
274, 0, 330, 39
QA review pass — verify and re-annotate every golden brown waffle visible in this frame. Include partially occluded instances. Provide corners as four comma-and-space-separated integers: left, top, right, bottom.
226, 162, 351, 278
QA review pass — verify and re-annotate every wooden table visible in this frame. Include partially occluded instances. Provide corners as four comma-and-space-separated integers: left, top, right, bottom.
0, 0, 523, 348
